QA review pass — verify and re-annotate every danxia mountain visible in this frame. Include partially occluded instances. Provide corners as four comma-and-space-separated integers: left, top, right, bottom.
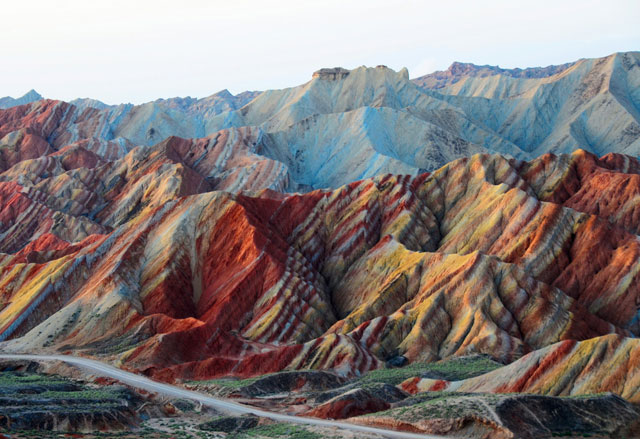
1, 51, 640, 438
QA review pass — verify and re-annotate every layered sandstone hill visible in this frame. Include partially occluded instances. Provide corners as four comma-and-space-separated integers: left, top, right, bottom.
400, 334, 640, 408
2, 52, 638, 191
459, 334, 640, 401
1, 147, 640, 395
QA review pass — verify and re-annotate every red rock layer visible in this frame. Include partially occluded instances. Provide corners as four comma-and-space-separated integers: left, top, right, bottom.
304, 389, 390, 419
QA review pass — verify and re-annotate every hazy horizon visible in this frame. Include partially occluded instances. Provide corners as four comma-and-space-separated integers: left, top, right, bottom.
4, 0, 639, 105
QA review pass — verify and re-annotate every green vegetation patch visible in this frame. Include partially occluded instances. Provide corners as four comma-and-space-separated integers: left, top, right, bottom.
37, 388, 126, 400
0, 370, 137, 429
0, 371, 129, 402
362, 391, 500, 422
0, 371, 70, 387
186, 375, 263, 390
185, 355, 502, 398
358, 354, 503, 386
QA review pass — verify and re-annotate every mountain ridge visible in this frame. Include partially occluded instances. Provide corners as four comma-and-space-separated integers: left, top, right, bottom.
412, 60, 579, 89
1, 51, 638, 192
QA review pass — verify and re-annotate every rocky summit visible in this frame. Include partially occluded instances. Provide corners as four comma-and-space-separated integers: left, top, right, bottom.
1, 51, 640, 438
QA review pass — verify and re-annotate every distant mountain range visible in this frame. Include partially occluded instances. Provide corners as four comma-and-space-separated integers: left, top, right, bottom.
2, 52, 638, 191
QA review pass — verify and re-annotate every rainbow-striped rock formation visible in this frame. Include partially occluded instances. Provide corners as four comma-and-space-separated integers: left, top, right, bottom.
401, 334, 640, 401
0, 143, 639, 401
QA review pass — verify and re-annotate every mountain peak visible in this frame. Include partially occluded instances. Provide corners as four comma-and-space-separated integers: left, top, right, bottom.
212, 89, 233, 98
23, 89, 43, 100
0, 89, 44, 109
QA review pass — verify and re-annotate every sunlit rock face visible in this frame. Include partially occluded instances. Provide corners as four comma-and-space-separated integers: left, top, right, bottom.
0, 148, 639, 388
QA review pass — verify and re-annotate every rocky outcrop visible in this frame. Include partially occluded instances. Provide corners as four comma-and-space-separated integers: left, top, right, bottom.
0, 88, 262, 166
416, 52, 640, 158
312, 67, 350, 80
0, 366, 153, 432
401, 334, 640, 406
198, 415, 259, 433
240, 370, 346, 397
495, 393, 640, 439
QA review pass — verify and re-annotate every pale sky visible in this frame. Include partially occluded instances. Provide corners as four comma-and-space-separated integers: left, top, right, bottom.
2, 0, 639, 104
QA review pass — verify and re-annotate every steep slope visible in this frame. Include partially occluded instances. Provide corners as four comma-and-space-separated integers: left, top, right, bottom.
355, 390, 640, 438
403, 334, 640, 404
0, 99, 133, 163
69, 97, 111, 111
0, 66, 528, 189
259, 107, 484, 188
1, 150, 640, 388
213, 65, 529, 187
